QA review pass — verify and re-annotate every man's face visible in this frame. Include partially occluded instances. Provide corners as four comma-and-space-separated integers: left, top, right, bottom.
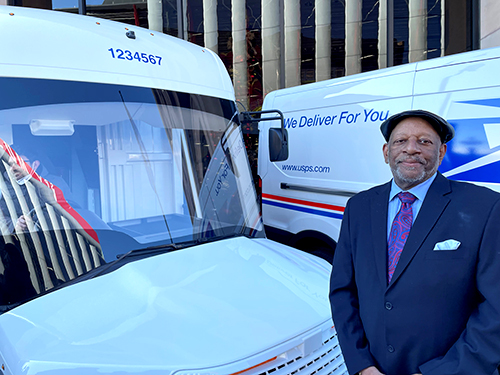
8, 155, 39, 181
9, 155, 30, 180
383, 117, 447, 190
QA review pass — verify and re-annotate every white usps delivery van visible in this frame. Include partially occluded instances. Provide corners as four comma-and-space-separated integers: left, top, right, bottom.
257, 47, 500, 262
0, 6, 346, 375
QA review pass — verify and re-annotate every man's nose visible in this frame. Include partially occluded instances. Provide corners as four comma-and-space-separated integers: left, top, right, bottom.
403, 138, 421, 153
10, 163, 23, 172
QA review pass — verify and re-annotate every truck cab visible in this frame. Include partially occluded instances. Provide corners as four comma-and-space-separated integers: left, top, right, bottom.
0, 6, 343, 375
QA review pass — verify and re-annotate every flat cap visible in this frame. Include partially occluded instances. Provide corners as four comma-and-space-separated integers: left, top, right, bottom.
380, 109, 455, 143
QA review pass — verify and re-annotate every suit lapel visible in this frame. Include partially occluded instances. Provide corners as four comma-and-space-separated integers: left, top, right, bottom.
370, 182, 391, 288
389, 173, 452, 286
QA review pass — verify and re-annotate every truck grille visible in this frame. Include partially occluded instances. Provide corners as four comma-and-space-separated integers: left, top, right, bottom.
255, 332, 347, 375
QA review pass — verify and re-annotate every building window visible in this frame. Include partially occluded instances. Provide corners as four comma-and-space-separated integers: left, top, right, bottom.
361, 0, 379, 72
331, 0, 346, 78
218, 0, 233, 79
187, 0, 204, 45
301, 0, 315, 84
247, 0, 263, 110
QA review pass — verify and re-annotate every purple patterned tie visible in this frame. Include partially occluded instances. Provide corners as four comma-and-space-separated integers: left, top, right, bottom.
387, 192, 417, 283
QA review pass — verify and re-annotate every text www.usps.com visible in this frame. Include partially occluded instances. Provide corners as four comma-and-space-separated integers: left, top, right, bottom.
281, 164, 331, 173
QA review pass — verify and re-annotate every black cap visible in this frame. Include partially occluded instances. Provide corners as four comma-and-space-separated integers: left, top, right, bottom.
380, 109, 455, 144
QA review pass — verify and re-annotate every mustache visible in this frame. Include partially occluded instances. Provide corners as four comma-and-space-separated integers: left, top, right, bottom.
396, 156, 426, 165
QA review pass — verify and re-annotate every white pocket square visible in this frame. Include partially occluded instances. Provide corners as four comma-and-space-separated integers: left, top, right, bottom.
433, 239, 461, 251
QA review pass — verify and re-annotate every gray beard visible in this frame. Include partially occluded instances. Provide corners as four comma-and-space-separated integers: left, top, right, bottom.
391, 165, 427, 187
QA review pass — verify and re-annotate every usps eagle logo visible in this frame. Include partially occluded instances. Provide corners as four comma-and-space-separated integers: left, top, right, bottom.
440, 98, 500, 184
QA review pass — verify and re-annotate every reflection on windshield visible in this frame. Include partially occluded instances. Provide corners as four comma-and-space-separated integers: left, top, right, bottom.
0, 78, 263, 308
0, 140, 104, 305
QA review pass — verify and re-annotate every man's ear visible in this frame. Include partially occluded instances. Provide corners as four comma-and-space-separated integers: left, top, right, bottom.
31, 160, 40, 171
438, 143, 447, 165
383, 143, 389, 164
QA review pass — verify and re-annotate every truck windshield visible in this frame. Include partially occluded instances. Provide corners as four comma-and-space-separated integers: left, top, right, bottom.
0, 77, 263, 308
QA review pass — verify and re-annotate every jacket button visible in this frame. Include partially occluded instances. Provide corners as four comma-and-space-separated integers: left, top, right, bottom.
385, 302, 393, 310
387, 345, 395, 353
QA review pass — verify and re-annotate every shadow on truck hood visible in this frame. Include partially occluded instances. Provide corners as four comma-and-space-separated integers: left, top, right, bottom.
0, 237, 331, 374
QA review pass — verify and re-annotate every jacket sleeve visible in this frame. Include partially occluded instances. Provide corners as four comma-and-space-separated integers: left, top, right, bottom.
419, 198, 500, 375
329, 200, 376, 375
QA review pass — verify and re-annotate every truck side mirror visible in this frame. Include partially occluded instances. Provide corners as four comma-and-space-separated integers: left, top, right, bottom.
238, 109, 288, 162
269, 128, 288, 162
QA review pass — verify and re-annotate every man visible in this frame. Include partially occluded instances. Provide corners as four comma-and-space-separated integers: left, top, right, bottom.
329, 109, 500, 375
1, 145, 74, 232
7, 146, 73, 200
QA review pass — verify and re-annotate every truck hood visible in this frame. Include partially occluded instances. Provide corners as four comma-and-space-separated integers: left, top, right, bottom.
0, 237, 331, 374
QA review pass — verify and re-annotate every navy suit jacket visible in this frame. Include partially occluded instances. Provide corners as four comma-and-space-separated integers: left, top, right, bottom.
330, 172, 500, 375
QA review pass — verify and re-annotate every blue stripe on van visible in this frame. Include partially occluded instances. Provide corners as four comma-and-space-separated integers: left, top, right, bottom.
263, 199, 344, 220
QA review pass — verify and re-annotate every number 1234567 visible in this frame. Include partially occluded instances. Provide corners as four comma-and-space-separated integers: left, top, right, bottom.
108, 48, 163, 65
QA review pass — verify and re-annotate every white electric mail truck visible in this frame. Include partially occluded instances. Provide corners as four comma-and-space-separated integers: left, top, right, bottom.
0, 6, 345, 375
258, 47, 500, 261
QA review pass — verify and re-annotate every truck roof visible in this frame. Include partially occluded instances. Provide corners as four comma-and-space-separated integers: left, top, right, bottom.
264, 46, 500, 104
264, 46, 500, 112
0, 6, 235, 100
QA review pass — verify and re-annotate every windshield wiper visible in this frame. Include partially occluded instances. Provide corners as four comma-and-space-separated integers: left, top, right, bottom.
142, 232, 247, 253
86, 242, 179, 279
0, 302, 22, 314
116, 243, 178, 259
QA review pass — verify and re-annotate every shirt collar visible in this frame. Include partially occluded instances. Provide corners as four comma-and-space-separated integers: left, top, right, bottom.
389, 172, 438, 202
